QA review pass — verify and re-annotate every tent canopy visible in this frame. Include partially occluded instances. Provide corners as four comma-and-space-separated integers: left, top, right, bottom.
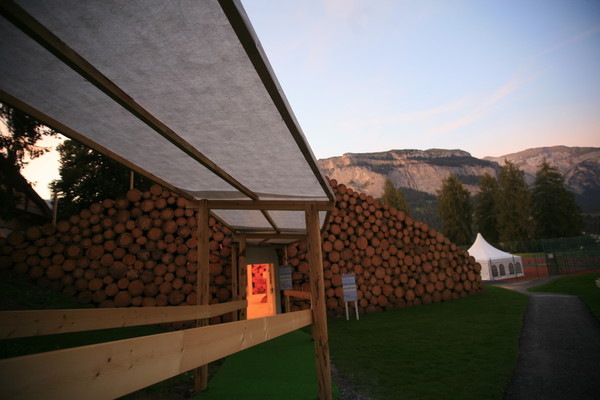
0, 0, 334, 243
467, 233, 517, 261
468, 233, 523, 281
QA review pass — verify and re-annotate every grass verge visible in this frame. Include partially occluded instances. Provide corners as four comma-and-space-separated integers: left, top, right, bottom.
196, 329, 341, 400
528, 272, 600, 320
328, 287, 528, 400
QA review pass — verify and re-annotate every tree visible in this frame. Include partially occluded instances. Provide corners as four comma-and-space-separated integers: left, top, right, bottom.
474, 173, 500, 244
496, 160, 532, 243
0, 102, 56, 219
381, 178, 410, 214
531, 159, 582, 238
51, 139, 151, 218
436, 174, 472, 245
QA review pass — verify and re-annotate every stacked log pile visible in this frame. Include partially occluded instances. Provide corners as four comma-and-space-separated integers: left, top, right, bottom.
1, 179, 482, 320
286, 179, 483, 317
251, 264, 268, 294
0, 185, 234, 324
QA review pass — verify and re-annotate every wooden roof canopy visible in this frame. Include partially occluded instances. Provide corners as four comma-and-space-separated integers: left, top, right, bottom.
0, 0, 335, 244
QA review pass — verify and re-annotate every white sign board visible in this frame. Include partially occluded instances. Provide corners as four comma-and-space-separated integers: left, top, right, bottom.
279, 264, 293, 291
342, 274, 358, 302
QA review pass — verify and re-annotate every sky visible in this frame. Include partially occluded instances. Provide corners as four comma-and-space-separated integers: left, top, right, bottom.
16, 0, 600, 199
240, 0, 600, 160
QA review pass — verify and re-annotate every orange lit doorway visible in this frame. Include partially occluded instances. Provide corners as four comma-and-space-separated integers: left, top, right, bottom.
246, 263, 276, 319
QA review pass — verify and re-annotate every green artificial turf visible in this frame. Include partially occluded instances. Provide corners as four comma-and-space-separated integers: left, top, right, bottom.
327, 286, 529, 400
198, 329, 341, 400
528, 272, 600, 320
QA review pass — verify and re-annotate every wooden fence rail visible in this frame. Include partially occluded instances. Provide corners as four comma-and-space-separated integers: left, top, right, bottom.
0, 309, 312, 400
283, 290, 311, 300
0, 300, 247, 339
283, 290, 312, 313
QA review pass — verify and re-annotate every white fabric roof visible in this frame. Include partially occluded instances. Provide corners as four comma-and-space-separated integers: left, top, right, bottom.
467, 233, 517, 261
0, 0, 333, 241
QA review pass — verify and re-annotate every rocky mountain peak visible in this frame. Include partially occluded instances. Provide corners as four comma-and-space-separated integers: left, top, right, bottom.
318, 145, 600, 213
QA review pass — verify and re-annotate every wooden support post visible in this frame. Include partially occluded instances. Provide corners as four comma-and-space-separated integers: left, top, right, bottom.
194, 200, 210, 392
231, 245, 239, 322
129, 170, 134, 190
238, 234, 247, 321
283, 247, 290, 313
52, 190, 58, 227
285, 295, 291, 314
305, 203, 332, 400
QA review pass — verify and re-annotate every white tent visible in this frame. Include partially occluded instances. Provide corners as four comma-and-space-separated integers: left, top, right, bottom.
467, 233, 524, 281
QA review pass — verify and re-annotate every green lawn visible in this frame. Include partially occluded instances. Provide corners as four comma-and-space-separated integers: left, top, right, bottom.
197, 329, 341, 400
528, 272, 600, 320
328, 287, 529, 400
1, 275, 531, 400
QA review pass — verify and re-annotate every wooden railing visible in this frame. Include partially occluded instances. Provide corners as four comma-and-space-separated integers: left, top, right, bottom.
283, 290, 312, 313
0, 302, 312, 400
0, 300, 247, 339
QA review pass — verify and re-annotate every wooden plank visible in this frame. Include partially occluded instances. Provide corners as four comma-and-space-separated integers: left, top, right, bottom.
195, 199, 210, 391
0, 301, 247, 339
283, 247, 291, 312
129, 170, 134, 190
260, 209, 281, 234
238, 234, 248, 321
218, 0, 335, 203
0, 90, 194, 201
283, 290, 312, 300
0, 2, 258, 201
0, 310, 312, 400
305, 203, 333, 400
234, 232, 307, 241
231, 245, 239, 322
52, 191, 58, 226
207, 199, 334, 211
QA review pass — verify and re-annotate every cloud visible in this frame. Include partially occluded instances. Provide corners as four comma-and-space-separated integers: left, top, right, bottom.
432, 72, 534, 135
427, 25, 600, 137
534, 25, 600, 59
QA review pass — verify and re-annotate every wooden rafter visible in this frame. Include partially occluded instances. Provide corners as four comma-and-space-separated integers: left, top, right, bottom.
233, 233, 307, 241
260, 209, 281, 234
207, 199, 334, 211
0, 0, 258, 201
0, 90, 195, 201
219, 0, 335, 203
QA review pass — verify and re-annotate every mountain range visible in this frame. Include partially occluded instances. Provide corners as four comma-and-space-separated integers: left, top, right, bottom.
318, 146, 600, 232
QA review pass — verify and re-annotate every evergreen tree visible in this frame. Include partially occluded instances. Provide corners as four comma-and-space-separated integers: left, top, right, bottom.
436, 174, 472, 245
474, 173, 500, 244
532, 159, 582, 238
51, 139, 151, 218
381, 178, 410, 214
496, 160, 532, 243
0, 102, 56, 219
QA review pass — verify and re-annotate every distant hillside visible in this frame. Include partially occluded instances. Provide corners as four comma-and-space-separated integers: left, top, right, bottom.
484, 146, 600, 213
318, 149, 497, 197
318, 146, 600, 232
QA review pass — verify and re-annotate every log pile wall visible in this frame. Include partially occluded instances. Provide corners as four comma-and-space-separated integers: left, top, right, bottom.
0, 180, 483, 319
0, 185, 234, 324
285, 179, 483, 317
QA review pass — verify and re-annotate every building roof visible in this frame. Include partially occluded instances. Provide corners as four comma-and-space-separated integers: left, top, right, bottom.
0, 0, 334, 243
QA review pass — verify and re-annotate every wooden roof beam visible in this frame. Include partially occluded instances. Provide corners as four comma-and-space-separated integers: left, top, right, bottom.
0, 90, 195, 201
206, 200, 335, 211
0, 0, 258, 201
219, 0, 335, 203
